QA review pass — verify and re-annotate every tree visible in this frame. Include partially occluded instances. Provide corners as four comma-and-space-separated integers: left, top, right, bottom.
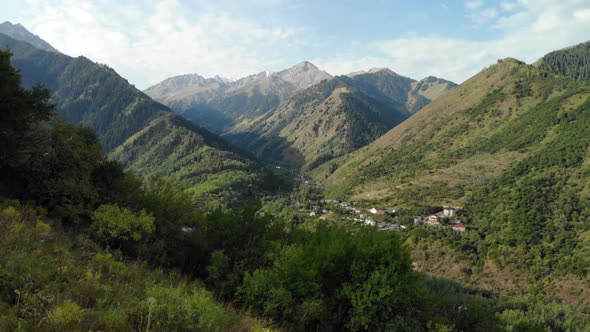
0, 48, 54, 172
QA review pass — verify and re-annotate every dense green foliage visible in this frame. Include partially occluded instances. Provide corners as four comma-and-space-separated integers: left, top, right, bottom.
0, 48, 54, 174
458, 93, 590, 278
0, 203, 261, 331
313, 58, 590, 315
537, 41, 590, 83
91, 204, 155, 244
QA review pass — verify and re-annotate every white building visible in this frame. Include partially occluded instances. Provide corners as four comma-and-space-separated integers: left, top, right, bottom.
443, 207, 457, 217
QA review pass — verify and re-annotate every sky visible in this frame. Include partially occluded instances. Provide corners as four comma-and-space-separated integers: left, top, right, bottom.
4, 0, 590, 89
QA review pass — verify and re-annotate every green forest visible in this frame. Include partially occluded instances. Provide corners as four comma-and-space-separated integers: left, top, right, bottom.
2, 46, 590, 331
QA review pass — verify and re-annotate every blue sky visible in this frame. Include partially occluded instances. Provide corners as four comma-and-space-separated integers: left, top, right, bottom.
4, 0, 590, 89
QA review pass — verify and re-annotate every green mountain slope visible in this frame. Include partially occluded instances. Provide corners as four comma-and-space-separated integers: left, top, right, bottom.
225, 70, 455, 170
109, 113, 268, 208
315, 57, 590, 299
225, 76, 409, 169
536, 41, 590, 83
315, 58, 587, 204
0, 33, 269, 207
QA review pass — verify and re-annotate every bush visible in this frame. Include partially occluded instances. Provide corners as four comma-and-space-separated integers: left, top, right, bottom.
46, 301, 85, 331
91, 204, 154, 245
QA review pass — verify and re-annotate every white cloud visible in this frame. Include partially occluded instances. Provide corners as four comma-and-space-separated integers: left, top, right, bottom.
19, 0, 303, 88
13, 0, 590, 88
500, 1, 519, 12
317, 0, 590, 84
465, 0, 484, 10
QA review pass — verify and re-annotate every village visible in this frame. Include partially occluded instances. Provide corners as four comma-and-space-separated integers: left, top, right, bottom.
293, 173, 467, 233
318, 200, 466, 232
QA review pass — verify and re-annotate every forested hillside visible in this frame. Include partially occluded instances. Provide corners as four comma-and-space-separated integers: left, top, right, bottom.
0, 33, 271, 209
316, 59, 583, 204
109, 113, 269, 209
226, 76, 410, 169
536, 41, 590, 83
314, 57, 590, 303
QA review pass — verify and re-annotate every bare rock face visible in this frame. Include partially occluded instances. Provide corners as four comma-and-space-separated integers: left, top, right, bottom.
274, 61, 332, 90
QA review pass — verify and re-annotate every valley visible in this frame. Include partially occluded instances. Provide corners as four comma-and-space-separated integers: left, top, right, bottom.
1, 14, 590, 331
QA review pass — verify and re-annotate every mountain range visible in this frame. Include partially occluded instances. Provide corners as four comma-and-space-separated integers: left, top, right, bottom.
2, 19, 590, 312
146, 59, 456, 169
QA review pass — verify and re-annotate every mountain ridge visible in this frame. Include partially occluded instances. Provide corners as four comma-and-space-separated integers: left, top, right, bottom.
0, 32, 271, 208
223, 70, 455, 169
0, 21, 60, 53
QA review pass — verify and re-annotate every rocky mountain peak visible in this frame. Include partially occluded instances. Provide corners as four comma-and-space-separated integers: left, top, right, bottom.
276, 61, 332, 90
0, 21, 60, 53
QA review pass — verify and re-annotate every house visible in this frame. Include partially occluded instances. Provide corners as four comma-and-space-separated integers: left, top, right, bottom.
425, 215, 441, 226
369, 207, 386, 215
451, 222, 466, 232
443, 206, 457, 217
339, 202, 352, 208
413, 216, 424, 224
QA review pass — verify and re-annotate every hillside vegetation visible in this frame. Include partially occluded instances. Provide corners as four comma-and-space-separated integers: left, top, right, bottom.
316, 58, 584, 204
314, 57, 590, 302
0, 203, 265, 332
536, 41, 590, 83
109, 113, 270, 209
0, 33, 271, 209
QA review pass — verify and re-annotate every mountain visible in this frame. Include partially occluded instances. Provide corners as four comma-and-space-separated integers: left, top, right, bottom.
145, 61, 332, 133
535, 40, 590, 83
0, 21, 60, 53
346, 68, 456, 114
148, 63, 454, 170
314, 58, 581, 203
0, 32, 269, 208
224, 69, 456, 169
143, 74, 230, 108
313, 56, 590, 302
274, 61, 332, 90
